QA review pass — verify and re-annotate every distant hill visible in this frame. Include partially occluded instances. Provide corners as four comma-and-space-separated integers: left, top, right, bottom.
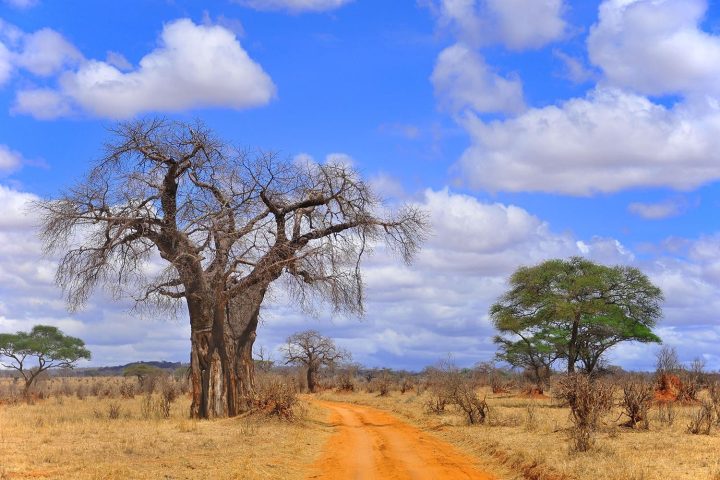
71, 361, 188, 377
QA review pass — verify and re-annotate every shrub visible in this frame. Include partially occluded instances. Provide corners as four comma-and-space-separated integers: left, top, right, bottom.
377, 375, 391, 397
158, 380, 178, 418
555, 373, 614, 451
424, 395, 449, 414
452, 382, 489, 425
119, 380, 136, 399
399, 377, 413, 394
656, 401, 676, 426
709, 382, 720, 425
335, 371, 355, 392
620, 381, 653, 429
254, 375, 298, 420
687, 401, 714, 435
107, 402, 122, 420
140, 393, 153, 420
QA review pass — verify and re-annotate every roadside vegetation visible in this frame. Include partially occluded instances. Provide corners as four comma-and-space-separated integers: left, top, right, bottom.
1, 348, 719, 480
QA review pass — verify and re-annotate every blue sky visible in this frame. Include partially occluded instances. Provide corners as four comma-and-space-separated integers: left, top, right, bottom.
1, 0, 720, 371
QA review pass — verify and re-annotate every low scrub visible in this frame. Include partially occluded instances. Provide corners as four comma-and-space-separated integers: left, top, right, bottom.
254, 375, 299, 420
555, 373, 614, 451
620, 380, 653, 429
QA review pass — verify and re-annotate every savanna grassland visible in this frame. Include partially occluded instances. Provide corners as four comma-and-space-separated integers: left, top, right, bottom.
0, 376, 330, 480
1, 372, 720, 480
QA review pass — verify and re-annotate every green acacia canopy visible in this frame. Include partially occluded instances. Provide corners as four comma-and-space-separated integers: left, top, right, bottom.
0, 325, 91, 393
491, 257, 663, 375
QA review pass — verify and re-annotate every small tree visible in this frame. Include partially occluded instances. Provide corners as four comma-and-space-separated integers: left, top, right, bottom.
0, 325, 91, 397
253, 346, 275, 373
123, 363, 164, 387
655, 345, 680, 375
281, 330, 349, 393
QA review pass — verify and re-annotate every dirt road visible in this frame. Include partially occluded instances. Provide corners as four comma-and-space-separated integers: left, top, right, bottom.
307, 400, 495, 480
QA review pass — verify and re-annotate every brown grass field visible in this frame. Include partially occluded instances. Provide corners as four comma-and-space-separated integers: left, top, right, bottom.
1, 376, 720, 479
0, 377, 331, 480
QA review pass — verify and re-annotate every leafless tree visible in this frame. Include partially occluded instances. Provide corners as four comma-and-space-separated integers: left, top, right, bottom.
36, 119, 428, 418
655, 345, 680, 375
281, 330, 349, 393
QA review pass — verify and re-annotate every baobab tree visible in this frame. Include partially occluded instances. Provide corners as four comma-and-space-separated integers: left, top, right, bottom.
282, 330, 349, 392
37, 119, 427, 418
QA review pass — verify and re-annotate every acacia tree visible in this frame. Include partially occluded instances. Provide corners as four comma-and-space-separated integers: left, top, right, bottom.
491, 257, 662, 374
0, 325, 91, 396
281, 330, 349, 392
494, 332, 559, 391
37, 120, 427, 418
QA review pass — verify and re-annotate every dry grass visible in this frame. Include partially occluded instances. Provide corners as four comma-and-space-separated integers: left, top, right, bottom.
0, 377, 331, 480
317, 387, 720, 480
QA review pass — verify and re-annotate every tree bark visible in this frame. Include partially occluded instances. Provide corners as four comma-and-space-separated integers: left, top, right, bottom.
307, 366, 317, 393
567, 314, 580, 373
188, 283, 267, 419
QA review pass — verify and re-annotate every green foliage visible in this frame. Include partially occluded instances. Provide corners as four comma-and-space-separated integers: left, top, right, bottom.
123, 363, 164, 384
491, 257, 663, 374
0, 325, 91, 392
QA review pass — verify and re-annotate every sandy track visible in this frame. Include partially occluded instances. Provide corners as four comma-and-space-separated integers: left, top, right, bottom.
307, 400, 495, 480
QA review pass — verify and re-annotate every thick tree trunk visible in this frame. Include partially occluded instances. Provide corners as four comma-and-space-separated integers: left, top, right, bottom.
307, 366, 317, 393
188, 283, 267, 419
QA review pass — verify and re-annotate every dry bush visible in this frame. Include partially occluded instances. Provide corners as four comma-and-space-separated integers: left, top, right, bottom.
687, 401, 714, 435
656, 401, 677, 426
140, 393, 153, 420
254, 375, 299, 420
708, 382, 720, 424
489, 374, 508, 394
413, 378, 427, 396
119, 380, 137, 399
524, 403, 537, 431
158, 379, 179, 418
423, 361, 488, 424
424, 392, 450, 414
424, 366, 459, 415
377, 379, 391, 397
677, 372, 700, 403
107, 401, 122, 420
555, 373, 614, 451
335, 371, 355, 392
452, 382, 488, 425
0, 381, 21, 404
620, 381, 654, 429
399, 377, 413, 394
55, 379, 74, 397
76, 384, 87, 400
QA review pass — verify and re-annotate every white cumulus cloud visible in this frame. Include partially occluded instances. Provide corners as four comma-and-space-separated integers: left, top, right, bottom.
430, 0, 567, 50
0, 145, 23, 174
14, 28, 83, 76
431, 43, 525, 114
456, 88, 720, 195
13, 19, 276, 119
589, 0, 720, 96
0, 22, 80, 85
